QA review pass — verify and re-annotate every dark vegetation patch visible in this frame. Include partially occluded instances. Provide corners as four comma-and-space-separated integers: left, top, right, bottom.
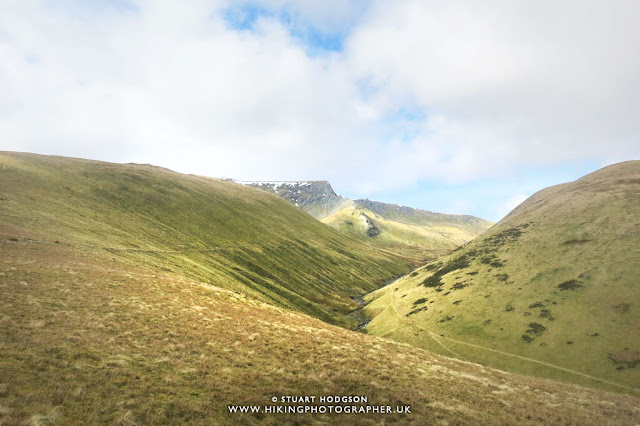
466, 271, 478, 276
495, 274, 509, 282
483, 223, 531, 251
425, 262, 442, 271
413, 298, 428, 306
561, 239, 592, 245
439, 315, 454, 323
421, 255, 471, 288
410, 271, 419, 277
615, 178, 640, 185
478, 253, 505, 268
452, 283, 469, 290
608, 350, 640, 369
566, 341, 573, 345
558, 279, 582, 291
7, 237, 19, 242
505, 305, 515, 312
522, 335, 534, 343
540, 309, 555, 320
527, 323, 547, 335
407, 306, 428, 317
612, 303, 631, 313
453, 300, 462, 305
443, 292, 450, 296
345, 220, 353, 226
485, 319, 492, 324
529, 302, 545, 308
523, 312, 531, 316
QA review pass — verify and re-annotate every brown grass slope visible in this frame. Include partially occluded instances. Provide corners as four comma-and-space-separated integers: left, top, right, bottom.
1, 238, 639, 424
364, 161, 640, 395
0, 152, 410, 328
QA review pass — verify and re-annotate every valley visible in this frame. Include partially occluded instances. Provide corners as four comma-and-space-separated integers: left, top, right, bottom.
237, 180, 492, 264
1, 152, 639, 424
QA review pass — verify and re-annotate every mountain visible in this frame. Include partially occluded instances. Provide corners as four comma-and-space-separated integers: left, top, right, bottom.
232, 180, 352, 219
363, 161, 640, 394
1, 153, 639, 423
237, 181, 493, 264
0, 152, 410, 328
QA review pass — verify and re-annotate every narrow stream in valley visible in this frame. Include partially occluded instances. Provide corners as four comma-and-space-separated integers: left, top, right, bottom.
347, 275, 404, 331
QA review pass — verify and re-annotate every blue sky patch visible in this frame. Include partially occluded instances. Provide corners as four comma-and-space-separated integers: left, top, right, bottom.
222, 2, 345, 55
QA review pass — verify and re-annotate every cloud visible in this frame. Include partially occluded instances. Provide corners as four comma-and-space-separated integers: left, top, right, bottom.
497, 194, 529, 221
1, 0, 639, 218
346, 1, 640, 173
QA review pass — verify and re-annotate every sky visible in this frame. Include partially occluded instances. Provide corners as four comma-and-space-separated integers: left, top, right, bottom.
1, 1, 639, 222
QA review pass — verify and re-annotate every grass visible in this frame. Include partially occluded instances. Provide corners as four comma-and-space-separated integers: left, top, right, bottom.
322, 205, 491, 266
1, 152, 639, 424
0, 152, 411, 328
1, 233, 639, 424
364, 160, 640, 395
246, 184, 493, 266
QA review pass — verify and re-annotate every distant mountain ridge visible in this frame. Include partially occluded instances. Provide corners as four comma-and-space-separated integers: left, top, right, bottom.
232, 180, 352, 219
355, 198, 491, 230
236, 180, 493, 264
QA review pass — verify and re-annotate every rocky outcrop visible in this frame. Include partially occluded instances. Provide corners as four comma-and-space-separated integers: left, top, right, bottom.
360, 213, 380, 237
234, 180, 353, 219
235, 180, 492, 236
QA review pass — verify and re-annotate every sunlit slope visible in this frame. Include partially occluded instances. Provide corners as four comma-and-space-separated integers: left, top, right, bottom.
0, 152, 410, 327
364, 161, 640, 393
323, 204, 490, 264
242, 180, 493, 265
1, 240, 639, 424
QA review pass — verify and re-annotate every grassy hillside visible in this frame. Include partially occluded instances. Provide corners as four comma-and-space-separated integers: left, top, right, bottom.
0, 152, 411, 328
1, 230, 639, 424
323, 204, 491, 265
242, 181, 493, 265
364, 161, 640, 394
355, 198, 492, 230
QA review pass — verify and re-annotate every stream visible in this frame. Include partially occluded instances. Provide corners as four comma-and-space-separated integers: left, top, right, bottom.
347, 276, 403, 331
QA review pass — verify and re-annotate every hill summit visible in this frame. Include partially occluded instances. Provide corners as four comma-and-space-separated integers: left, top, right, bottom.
232, 180, 351, 219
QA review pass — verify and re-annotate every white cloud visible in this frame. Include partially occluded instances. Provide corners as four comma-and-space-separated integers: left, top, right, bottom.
1, 0, 639, 213
496, 194, 530, 221
346, 0, 640, 176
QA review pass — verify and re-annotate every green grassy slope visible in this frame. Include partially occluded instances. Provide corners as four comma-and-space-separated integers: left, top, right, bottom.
355, 198, 492, 231
1, 230, 639, 424
242, 181, 493, 265
323, 204, 491, 265
364, 161, 640, 394
0, 152, 410, 328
